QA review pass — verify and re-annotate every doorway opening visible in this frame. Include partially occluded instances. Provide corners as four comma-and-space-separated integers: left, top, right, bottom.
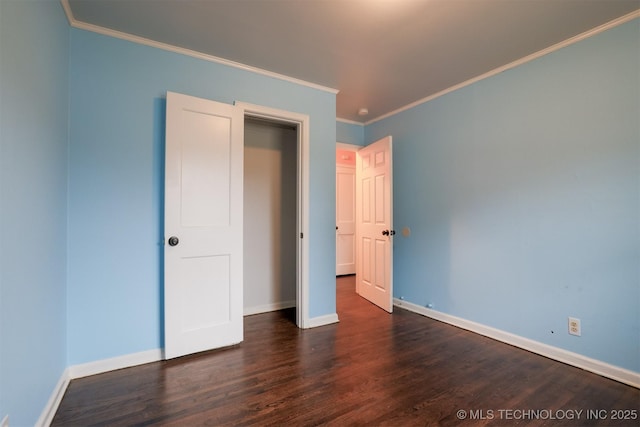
237, 102, 310, 329
336, 143, 359, 277
336, 138, 394, 313
243, 118, 297, 322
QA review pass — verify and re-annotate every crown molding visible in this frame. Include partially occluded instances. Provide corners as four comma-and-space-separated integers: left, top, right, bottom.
59, 1, 637, 132
60, 0, 74, 25
366, 10, 640, 125
59, 0, 338, 95
336, 117, 365, 126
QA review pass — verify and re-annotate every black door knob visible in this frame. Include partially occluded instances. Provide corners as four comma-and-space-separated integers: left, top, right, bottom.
382, 230, 389, 236
168, 236, 179, 246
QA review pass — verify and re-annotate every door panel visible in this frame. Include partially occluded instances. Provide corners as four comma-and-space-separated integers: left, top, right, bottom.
180, 255, 230, 330
165, 91, 243, 359
356, 136, 393, 312
180, 112, 231, 227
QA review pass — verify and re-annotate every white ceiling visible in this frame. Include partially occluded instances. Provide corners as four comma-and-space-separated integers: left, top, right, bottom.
65, 0, 639, 123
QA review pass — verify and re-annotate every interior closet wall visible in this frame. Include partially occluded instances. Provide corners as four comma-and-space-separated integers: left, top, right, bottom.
244, 119, 298, 315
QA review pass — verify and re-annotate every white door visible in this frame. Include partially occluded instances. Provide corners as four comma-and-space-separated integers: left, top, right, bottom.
355, 136, 393, 312
164, 91, 244, 359
336, 165, 356, 275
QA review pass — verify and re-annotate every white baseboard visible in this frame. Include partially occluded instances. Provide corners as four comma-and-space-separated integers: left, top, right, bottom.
305, 313, 339, 329
244, 300, 296, 316
394, 298, 640, 388
36, 368, 70, 427
68, 349, 163, 380
37, 314, 342, 426
36, 350, 162, 426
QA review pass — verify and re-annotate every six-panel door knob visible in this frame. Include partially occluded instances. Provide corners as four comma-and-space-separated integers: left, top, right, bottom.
168, 236, 179, 246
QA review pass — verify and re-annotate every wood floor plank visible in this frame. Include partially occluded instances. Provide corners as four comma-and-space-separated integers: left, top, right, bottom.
52, 276, 639, 426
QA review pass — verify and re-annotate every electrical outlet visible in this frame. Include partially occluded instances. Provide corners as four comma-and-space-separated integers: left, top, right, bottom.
568, 317, 581, 336
1, 414, 9, 427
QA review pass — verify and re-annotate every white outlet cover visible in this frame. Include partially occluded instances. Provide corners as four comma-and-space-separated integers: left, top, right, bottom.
568, 317, 581, 336
1, 414, 9, 427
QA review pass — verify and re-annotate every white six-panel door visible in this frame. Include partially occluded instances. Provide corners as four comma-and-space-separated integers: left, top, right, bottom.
356, 136, 393, 312
336, 165, 356, 275
164, 92, 244, 359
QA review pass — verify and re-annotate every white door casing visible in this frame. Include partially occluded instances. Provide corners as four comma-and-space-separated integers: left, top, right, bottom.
164, 92, 244, 359
336, 165, 356, 275
235, 101, 311, 329
355, 136, 393, 312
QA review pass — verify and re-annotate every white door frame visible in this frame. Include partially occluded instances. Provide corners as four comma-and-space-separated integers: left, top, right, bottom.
235, 102, 310, 329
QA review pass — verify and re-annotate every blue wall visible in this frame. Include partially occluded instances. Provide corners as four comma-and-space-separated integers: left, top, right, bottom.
366, 19, 640, 372
0, 5, 637, 423
67, 29, 337, 364
337, 120, 365, 146
0, 1, 69, 425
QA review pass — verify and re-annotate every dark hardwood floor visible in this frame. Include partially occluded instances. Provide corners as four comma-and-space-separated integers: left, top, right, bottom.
53, 275, 639, 426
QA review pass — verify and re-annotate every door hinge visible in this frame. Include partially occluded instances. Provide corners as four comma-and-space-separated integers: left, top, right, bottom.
300, 232, 304, 238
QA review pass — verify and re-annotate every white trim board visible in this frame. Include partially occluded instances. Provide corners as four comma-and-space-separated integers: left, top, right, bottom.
235, 101, 311, 330
38, 308, 336, 425
244, 301, 296, 316
36, 368, 70, 427
37, 350, 162, 426
59, 1, 337, 96
60, 2, 637, 126
366, 10, 640, 125
68, 349, 163, 380
394, 298, 640, 389
36, 315, 339, 425
336, 117, 365, 126
306, 313, 340, 329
